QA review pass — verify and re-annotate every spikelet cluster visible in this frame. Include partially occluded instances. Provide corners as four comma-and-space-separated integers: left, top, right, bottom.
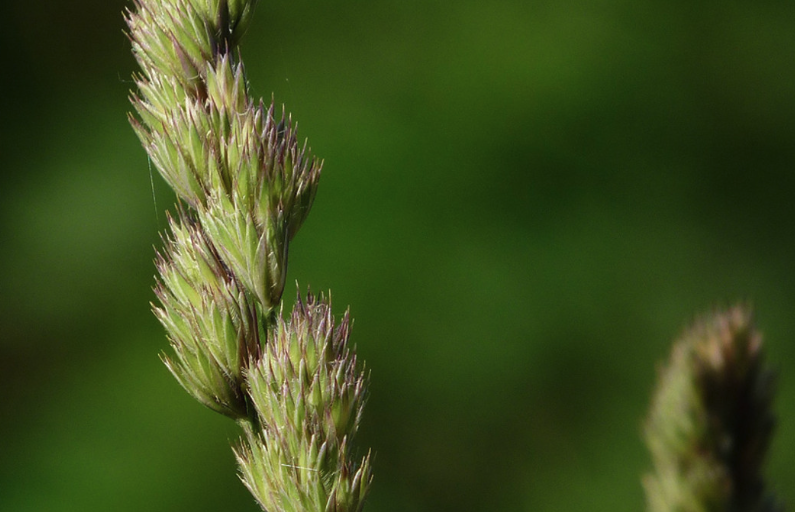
644, 306, 782, 512
126, 1, 371, 510
128, 0, 321, 310
154, 212, 260, 419
237, 293, 372, 512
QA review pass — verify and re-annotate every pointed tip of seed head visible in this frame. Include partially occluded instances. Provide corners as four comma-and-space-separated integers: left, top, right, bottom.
644, 303, 780, 511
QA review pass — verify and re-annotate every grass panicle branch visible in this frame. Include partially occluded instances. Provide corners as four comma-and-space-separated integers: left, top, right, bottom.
236, 291, 372, 512
127, 1, 371, 510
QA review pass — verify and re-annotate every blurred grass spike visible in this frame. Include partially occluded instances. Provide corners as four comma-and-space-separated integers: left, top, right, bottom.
644, 305, 783, 512
127, 0, 372, 510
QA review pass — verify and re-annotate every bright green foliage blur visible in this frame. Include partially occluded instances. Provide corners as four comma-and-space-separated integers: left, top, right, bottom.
2, 1, 795, 511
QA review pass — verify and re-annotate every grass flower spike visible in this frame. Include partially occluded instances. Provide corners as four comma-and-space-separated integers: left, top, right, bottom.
127, 0, 372, 510
644, 306, 782, 512
237, 292, 371, 512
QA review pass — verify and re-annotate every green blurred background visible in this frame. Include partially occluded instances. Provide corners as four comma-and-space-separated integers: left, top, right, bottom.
2, 0, 795, 510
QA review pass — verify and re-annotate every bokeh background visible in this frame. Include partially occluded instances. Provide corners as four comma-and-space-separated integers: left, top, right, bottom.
2, 0, 795, 510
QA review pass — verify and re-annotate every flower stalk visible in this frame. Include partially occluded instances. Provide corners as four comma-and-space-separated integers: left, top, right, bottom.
126, 1, 372, 510
644, 305, 782, 512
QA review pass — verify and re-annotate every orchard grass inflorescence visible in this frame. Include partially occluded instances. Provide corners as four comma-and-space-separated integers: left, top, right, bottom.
644, 306, 782, 512
126, 1, 372, 510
